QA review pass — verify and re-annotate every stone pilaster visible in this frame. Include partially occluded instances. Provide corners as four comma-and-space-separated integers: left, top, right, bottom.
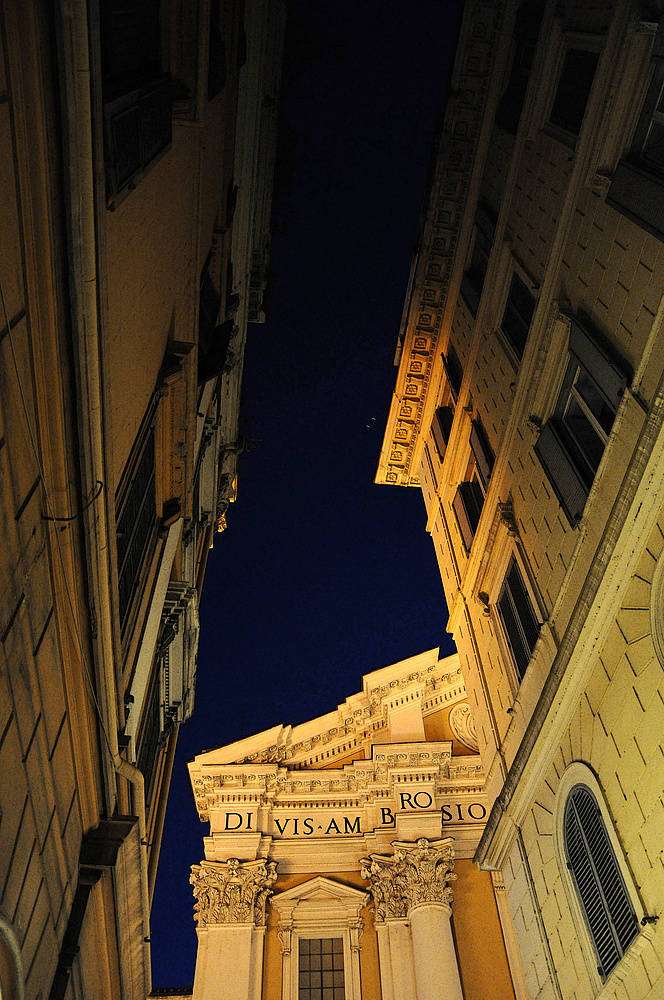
190, 858, 277, 1000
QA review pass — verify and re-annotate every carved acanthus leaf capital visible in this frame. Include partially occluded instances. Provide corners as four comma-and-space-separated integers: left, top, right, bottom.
361, 838, 457, 919
190, 858, 277, 927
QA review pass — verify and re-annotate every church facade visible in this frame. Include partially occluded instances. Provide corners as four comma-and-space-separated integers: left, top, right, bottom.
185, 650, 522, 999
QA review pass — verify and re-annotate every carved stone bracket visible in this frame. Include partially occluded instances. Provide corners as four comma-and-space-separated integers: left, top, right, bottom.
190, 858, 277, 926
361, 838, 457, 922
497, 498, 519, 537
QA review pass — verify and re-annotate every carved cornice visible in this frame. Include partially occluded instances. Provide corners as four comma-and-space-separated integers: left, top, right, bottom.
190, 748, 485, 820
361, 838, 457, 921
235, 664, 464, 766
377, 0, 506, 487
190, 858, 277, 926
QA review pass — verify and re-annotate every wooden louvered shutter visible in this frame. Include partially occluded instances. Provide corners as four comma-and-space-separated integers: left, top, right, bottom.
564, 786, 639, 980
534, 421, 588, 528
568, 317, 627, 414
497, 558, 539, 679
452, 481, 484, 553
469, 419, 494, 492
432, 406, 454, 460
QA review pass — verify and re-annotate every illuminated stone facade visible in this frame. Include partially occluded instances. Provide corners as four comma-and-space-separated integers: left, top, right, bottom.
378, 1, 664, 997
187, 649, 520, 999
0, 1, 283, 998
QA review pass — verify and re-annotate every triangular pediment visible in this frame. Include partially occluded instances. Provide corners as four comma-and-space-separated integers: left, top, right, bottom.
271, 876, 368, 906
190, 648, 466, 776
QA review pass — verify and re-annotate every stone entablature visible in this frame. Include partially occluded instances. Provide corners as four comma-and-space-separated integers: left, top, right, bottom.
190, 742, 484, 826
190, 858, 277, 926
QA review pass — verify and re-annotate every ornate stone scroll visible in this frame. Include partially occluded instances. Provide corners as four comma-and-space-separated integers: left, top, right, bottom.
449, 701, 479, 752
361, 837, 457, 920
190, 858, 277, 926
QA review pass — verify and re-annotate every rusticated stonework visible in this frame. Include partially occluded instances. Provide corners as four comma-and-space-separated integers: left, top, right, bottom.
190, 858, 277, 926
361, 837, 457, 922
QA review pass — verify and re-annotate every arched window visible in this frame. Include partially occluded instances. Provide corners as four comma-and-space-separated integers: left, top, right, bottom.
563, 784, 639, 980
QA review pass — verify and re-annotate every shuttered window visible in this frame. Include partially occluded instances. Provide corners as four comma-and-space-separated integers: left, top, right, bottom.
453, 480, 484, 553
298, 939, 345, 999
501, 272, 536, 358
534, 316, 627, 527
564, 785, 639, 980
607, 19, 664, 243
460, 203, 496, 316
432, 406, 454, 461
550, 49, 599, 136
469, 419, 494, 492
116, 428, 157, 630
442, 345, 464, 403
497, 558, 540, 679
101, 0, 172, 206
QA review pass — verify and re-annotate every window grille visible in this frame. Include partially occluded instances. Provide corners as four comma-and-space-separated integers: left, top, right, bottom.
497, 558, 540, 679
564, 785, 639, 980
298, 939, 345, 1000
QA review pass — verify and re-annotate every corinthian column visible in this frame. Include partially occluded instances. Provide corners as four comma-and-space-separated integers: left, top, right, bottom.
190, 857, 277, 1000
362, 838, 463, 1000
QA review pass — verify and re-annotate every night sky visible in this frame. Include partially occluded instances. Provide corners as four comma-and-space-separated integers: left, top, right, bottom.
151, 0, 461, 987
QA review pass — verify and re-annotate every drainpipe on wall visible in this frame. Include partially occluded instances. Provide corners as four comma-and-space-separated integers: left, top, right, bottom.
54, 0, 151, 995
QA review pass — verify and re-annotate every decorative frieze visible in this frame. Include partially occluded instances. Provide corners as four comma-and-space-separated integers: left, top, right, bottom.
190, 858, 277, 926
361, 838, 457, 921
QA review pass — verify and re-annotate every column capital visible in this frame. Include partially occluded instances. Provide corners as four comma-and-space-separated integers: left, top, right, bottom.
360, 837, 457, 920
190, 858, 277, 927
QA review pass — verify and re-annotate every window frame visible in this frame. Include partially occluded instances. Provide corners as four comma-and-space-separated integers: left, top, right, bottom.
534, 314, 628, 528
528, 25, 604, 147
554, 763, 648, 993
494, 554, 541, 684
607, 18, 664, 243
452, 418, 494, 555
460, 202, 497, 317
271, 877, 367, 1000
497, 259, 538, 364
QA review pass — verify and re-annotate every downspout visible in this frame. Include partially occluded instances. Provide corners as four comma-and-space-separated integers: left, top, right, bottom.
54, 0, 152, 991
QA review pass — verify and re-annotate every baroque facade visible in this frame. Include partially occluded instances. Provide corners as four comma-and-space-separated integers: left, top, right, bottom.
185, 649, 521, 1000
0, 1, 284, 998
378, 1, 664, 998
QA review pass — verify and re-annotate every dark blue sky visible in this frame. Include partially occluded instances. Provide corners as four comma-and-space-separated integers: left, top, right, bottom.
151, 0, 460, 986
